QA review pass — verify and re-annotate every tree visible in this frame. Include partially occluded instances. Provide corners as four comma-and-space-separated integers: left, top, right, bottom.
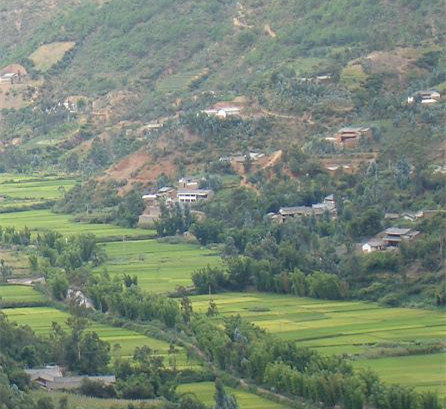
78, 332, 111, 374
214, 380, 239, 409
116, 190, 144, 227
180, 295, 193, 324
307, 271, 346, 300
0, 260, 13, 282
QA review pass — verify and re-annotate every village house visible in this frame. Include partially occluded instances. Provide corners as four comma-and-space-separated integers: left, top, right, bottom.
157, 186, 176, 200
177, 189, 214, 203
407, 90, 441, 104
219, 152, 265, 163
273, 195, 337, 223
0, 72, 19, 84
382, 227, 420, 247
299, 74, 333, 84
25, 366, 115, 390
402, 211, 424, 222
178, 177, 204, 190
362, 239, 385, 253
326, 127, 372, 149
138, 206, 162, 225
201, 106, 241, 119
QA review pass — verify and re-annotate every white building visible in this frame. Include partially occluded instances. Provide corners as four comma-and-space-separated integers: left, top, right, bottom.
177, 189, 214, 203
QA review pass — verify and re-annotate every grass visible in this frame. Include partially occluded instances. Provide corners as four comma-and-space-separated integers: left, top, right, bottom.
0, 285, 46, 304
31, 390, 163, 408
0, 209, 154, 239
3, 306, 190, 366
177, 382, 292, 409
353, 353, 446, 398
29, 41, 76, 71
100, 239, 221, 293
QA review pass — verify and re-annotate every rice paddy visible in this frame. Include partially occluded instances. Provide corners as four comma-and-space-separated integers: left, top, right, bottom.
353, 353, 446, 398
0, 175, 77, 200
0, 209, 153, 239
190, 292, 446, 395
100, 239, 221, 292
0, 285, 46, 305
177, 382, 292, 409
2, 306, 190, 366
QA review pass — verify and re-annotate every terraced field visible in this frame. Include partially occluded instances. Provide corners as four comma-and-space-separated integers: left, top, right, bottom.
353, 353, 446, 398
3, 307, 190, 366
100, 239, 221, 292
177, 382, 292, 409
0, 175, 77, 200
0, 285, 46, 305
32, 391, 163, 409
0, 209, 153, 239
191, 292, 446, 394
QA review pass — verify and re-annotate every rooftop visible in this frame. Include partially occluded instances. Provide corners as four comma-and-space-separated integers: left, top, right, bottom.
385, 227, 412, 235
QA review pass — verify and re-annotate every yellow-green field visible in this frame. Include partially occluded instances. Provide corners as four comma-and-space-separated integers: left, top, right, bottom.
3, 307, 190, 366
190, 292, 446, 394
100, 239, 221, 293
0, 209, 153, 239
0, 176, 77, 199
178, 382, 292, 409
31, 390, 163, 409
353, 353, 446, 398
0, 285, 46, 304
29, 41, 76, 71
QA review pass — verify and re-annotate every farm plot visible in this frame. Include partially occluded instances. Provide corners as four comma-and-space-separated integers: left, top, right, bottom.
191, 292, 445, 353
100, 239, 221, 293
177, 382, 292, 409
0, 247, 30, 276
353, 353, 446, 398
3, 307, 190, 366
31, 390, 163, 409
0, 285, 46, 305
0, 210, 153, 240
0, 176, 77, 200
190, 293, 446, 393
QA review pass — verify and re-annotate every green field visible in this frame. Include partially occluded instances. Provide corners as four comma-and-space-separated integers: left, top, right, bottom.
31, 390, 163, 409
3, 307, 190, 366
0, 209, 153, 239
0, 285, 46, 304
100, 239, 221, 292
178, 382, 292, 409
0, 175, 77, 200
353, 353, 446, 398
191, 293, 446, 352
190, 292, 446, 394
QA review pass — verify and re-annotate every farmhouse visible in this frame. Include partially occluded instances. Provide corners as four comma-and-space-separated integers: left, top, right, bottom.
407, 90, 441, 104
382, 227, 420, 247
219, 152, 265, 163
327, 127, 372, 148
157, 186, 176, 199
402, 211, 424, 222
178, 177, 204, 189
0, 72, 18, 84
26, 366, 116, 390
201, 106, 241, 119
362, 239, 385, 253
177, 189, 214, 203
274, 195, 337, 222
